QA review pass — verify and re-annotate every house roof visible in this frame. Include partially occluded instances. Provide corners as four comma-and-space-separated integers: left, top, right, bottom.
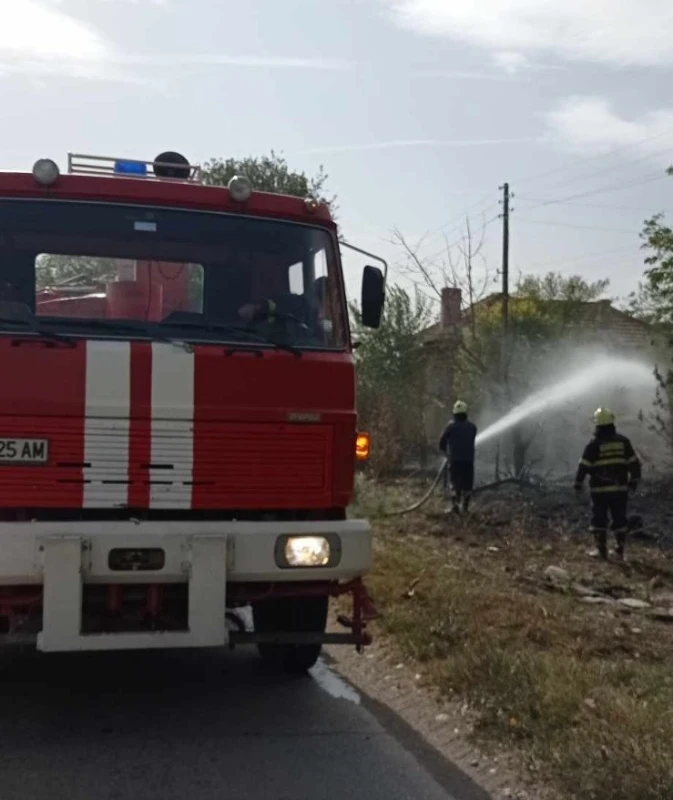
420, 293, 653, 348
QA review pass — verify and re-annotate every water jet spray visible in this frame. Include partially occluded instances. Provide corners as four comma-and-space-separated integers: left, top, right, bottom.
385, 356, 656, 516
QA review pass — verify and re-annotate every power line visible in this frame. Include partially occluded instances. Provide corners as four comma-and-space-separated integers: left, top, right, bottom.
415, 134, 673, 261
405, 140, 670, 267
419, 213, 502, 264
514, 146, 673, 205
436, 194, 494, 233
516, 218, 640, 235
392, 118, 673, 275
400, 157, 666, 280
514, 127, 673, 190
522, 171, 667, 212
514, 198, 671, 213
519, 245, 641, 272
415, 196, 501, 256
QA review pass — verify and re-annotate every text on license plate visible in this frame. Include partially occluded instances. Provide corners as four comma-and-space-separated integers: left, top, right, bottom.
0, 438, 49, 464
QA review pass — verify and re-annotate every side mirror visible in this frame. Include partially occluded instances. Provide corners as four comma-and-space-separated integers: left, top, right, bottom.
361, 265, 385, 329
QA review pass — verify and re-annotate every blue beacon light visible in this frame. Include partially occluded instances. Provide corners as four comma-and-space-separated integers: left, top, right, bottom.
113, 160, 148, 176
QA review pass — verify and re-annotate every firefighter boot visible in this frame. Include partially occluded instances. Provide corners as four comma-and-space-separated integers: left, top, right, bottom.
461, 493, 471, 514
593, 530, 608, 560
445, 497, 460, 515
450, 490, 461, 515
614, 529, 627, 562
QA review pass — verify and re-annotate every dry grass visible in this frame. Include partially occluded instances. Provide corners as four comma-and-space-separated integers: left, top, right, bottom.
352, 476, 673, 800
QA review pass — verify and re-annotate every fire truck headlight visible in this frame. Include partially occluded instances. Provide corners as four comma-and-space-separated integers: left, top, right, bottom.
285, 536, 330, 567
275, 535, 341, 568
227, 175, 252, 202
32, 158, 60, 186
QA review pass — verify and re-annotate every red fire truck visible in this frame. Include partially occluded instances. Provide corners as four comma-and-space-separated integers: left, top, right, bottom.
0, 151, 385, 672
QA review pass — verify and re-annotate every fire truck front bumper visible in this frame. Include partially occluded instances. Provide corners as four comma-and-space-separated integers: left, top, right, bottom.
0, 519, 372, 653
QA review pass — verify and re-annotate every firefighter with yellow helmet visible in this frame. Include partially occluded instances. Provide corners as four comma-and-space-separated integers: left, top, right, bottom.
574, 408, 641, 560
439, 400, 477, 514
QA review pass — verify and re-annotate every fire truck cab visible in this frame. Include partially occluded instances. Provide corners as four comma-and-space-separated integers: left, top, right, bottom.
0, 152, 385, 673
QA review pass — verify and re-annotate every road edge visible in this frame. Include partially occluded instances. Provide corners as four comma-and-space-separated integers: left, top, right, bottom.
324, 637, 544, 800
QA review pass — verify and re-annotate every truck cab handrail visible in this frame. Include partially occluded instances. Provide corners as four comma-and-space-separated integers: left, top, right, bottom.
67, 152, 203, 183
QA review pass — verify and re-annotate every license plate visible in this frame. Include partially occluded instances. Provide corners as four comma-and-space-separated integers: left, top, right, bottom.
0, 438, 49, 464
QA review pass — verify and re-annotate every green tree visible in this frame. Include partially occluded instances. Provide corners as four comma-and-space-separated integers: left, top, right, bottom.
628, 169, 673, 450
203, 150, 335, 209
351, 285, 433, 476
517, 272, 609, 304
630, 188, 673, 326
36, 254, 117, 289
628, 277, 668, 326
459, 272, 609, 393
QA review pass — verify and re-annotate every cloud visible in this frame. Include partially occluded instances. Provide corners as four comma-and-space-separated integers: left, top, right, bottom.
299, 137, 539, 155
381, 0, 673, 67
492, 52, 531, 74
0, 59, 152, 86
0, 1, 109, 61
490, 51, 564, 74
0, 0, 132, 82
414, 67, 522, 81
115, 54, 354, 71
0, 2, 348, 84
544, 96, 673, 156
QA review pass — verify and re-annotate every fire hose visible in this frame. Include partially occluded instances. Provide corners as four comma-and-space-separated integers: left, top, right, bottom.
381, 461, 543, 517
382, 459, 448, 517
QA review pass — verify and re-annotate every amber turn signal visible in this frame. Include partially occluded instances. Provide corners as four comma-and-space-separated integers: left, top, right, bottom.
356, 432, 370, 461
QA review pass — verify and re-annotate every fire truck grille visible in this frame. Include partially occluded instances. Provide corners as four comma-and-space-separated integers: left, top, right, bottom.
193, 422, 333, 508
0, 418, 333, 509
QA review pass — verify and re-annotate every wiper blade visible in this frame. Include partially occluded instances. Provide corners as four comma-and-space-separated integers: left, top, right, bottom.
44, 317, 190, 348
160, 320, 302, 357
161, 319, 264, 339
250, 331, 301, 357
0, 316, 76, 347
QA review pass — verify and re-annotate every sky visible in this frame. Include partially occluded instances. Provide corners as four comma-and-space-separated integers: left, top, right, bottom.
2, 0, 673, 309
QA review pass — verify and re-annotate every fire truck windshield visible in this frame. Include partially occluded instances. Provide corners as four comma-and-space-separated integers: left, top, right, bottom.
0, 199, 347, 350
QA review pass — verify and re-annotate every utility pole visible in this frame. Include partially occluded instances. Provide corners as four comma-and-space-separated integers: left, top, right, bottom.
500, 182, 510, 334
495, 181, 512, 480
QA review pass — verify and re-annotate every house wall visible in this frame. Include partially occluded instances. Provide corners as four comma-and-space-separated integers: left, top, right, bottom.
422, 338, 457, 456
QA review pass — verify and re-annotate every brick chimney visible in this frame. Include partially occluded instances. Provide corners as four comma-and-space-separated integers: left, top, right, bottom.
440, 287, 462, 329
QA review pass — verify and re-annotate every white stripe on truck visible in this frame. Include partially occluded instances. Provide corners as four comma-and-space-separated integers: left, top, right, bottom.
149, 343, 195, 509
83, 340, 131, 508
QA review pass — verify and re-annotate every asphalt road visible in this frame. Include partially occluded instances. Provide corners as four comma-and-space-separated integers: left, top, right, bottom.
0, 646, 490, 800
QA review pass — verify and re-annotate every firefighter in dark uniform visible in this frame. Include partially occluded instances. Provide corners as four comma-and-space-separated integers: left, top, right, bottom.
238, 278, 326, 334
439, 400, 477, 514
574, 408, 641, 561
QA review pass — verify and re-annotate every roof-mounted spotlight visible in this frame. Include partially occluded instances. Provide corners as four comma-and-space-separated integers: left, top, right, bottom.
227, 175, 253, 202
32, 158, 60, 186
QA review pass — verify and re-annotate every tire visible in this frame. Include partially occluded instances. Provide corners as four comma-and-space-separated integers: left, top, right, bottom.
252, 595, 328, 674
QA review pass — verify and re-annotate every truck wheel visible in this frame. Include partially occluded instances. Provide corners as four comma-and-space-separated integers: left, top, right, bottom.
252, 595, 328, 674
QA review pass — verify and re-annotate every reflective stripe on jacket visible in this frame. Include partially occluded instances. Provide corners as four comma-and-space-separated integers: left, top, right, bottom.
575, 427, 641, 492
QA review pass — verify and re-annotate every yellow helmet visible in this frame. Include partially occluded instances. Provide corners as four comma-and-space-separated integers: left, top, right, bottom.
593, 407, 615, 426
453, 400, 468, 415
